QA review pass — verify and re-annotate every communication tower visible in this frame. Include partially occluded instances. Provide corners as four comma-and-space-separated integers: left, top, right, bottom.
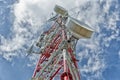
28, 5, 94, 80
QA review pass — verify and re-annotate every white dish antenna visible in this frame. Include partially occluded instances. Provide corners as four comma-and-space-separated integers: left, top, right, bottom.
66, 17, 94, 39
54, 5, 68, 16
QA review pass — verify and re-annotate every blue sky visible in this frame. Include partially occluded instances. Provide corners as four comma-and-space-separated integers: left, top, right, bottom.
0, 0, 120, 80
0, 56, 33, 80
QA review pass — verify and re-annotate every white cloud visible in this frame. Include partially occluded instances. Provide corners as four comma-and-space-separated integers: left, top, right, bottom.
0, 0, 80, 56
76, 0, 119, 79
119, 51, 120, 59
0, 35, 25, 51
13, 0, 77, 23
0, 0, 79, 62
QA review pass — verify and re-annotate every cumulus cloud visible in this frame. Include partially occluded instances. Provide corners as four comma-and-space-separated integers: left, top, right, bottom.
119, 51, 120, 59
0, 0, 80, 61
75, 0, 119, 79
0, 0, 79, 68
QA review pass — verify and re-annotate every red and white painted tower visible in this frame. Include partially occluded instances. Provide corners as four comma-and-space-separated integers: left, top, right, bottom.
29, 5, 94, 80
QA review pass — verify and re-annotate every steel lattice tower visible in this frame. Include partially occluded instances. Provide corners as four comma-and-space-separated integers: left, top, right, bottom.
29, 5, 94, 80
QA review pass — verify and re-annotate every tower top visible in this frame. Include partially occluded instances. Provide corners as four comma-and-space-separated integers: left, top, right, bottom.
54, 5, 68, 16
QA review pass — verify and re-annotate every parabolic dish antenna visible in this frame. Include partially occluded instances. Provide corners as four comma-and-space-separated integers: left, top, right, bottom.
54, 5, 68, 16
66, 17, 94, 39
